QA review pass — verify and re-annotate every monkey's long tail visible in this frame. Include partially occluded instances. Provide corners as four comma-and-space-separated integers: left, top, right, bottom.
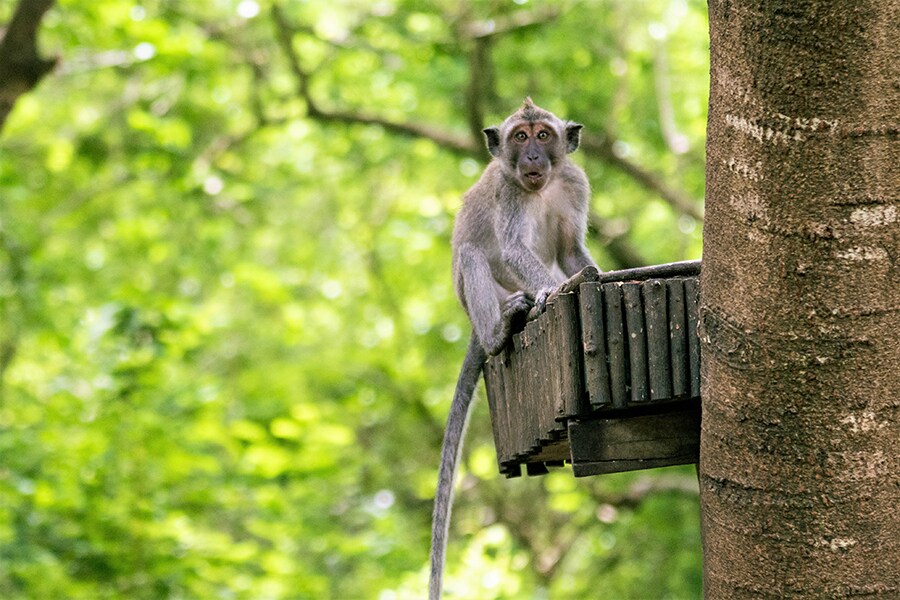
429, 334, 487, 600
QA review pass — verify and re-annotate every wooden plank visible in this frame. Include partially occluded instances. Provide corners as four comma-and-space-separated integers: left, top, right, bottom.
546, 298, 565, 423
623, 283, 648, 404
643, 279, 672, 401
508, 331, 524, 462
685, 277, 701, 398
534, 311, 549, 445
603, 283, 628, 409
539, 309, 567, 441
596, 259, 701, 284
556, 292, 587, 419
496, 350, 516, 474
568, 402, 700, 477
572, 456, 698, 477
579, 281, 611, 409
525, 462, 550, 476
483, 358, 506, 470
667, 279, 689, 399
523, 318, 542, 452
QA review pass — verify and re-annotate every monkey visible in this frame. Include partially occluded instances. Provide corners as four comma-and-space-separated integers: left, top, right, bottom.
429, 98, 597, 600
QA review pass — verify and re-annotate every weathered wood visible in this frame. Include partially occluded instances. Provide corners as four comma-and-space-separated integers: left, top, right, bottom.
483, 358, 506, 470
509, 332, 525, 465
623, 283, 648, 404
580, 281, 611, 409
569, 403, 700, 477
480, 262, 703, 479
523, 319, 539, 452
667, 279, 689, 399
556, 292, 587, 419
596, 259, 701, 284
540, 309, 567, 441
685, 277, 701, 398
535, 312, 551, 448
644, 279, 672, 401
525, 462, 550, 476
603, 282, 628, 409
496, 350, 514, 473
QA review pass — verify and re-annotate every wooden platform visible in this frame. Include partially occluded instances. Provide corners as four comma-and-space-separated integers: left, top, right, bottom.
483, 261, 702, 478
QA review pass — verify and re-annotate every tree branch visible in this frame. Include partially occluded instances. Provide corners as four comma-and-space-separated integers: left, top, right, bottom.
588, 212, 648, 268
0, 0, 56, 133
582, 133, 704, 221
270, 4, 702, 223
463, 36, 493, 159
459, 7, 562, 39
271, 4, 478, 156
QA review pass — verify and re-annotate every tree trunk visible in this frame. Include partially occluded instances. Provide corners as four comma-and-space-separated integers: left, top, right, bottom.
0, 0, 56, 133
700, 2, 899, 597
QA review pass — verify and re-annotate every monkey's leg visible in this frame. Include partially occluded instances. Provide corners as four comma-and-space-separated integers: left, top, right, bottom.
458, 250, 532, 355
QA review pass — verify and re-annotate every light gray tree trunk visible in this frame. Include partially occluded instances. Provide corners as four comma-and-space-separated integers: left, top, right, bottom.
700, 1, 899, 597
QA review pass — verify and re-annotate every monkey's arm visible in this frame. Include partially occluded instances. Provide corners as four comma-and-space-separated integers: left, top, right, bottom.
456, 246, 534, 355
560, 241, 598, 277
558, 170, 599, 277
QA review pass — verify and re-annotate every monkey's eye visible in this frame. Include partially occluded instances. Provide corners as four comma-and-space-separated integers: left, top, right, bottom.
537, 131, 549, 140
514, 131, 527, 142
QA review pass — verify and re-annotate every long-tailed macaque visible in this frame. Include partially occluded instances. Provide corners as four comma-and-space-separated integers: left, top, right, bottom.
430, 98, 597, 599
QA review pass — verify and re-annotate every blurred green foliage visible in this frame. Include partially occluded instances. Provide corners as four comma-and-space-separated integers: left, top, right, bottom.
1, 0, 707, 598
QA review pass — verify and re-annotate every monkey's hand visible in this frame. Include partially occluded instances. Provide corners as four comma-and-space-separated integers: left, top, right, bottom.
532, 287, 556, 315
483, 291, 533, 356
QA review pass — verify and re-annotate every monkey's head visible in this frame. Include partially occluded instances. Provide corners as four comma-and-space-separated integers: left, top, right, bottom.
483, 98, 583, 193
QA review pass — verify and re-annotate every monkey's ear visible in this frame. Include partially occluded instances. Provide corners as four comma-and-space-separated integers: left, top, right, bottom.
483, 127, 502, 157
565, 122, 583, 153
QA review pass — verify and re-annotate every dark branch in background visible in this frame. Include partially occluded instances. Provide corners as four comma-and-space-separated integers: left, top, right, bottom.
463, 36, 493, 160
0, 0, 56, 133
270, 4, 700, 265
588, 213, 647, 268
459, 7, 562, 39
581, 133, 704, 221
272, 4, 477, 156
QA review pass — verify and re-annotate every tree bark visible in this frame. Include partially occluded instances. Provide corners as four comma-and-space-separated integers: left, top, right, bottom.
700, 1, 899, 598
0, 0, 56, 132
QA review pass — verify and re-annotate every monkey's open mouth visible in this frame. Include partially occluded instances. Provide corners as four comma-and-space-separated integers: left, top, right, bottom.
525, 172, 543, 182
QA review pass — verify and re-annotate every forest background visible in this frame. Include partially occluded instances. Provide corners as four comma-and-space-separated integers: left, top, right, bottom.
0, 1, 709, 598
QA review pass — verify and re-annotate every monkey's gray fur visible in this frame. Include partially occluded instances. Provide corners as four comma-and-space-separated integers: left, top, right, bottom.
430, 98, 597, 600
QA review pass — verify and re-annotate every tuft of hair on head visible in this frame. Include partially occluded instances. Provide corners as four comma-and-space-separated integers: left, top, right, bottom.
522, 96, 535, 109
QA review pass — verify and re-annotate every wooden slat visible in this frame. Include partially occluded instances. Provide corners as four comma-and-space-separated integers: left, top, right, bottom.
539, 309, 567, 440
623, 283, 648, 404
643, 279, 672, 401
667, 278, 689, 399
556, 292, 587, 419
596, 259, 701, 284
508, 332, 524, 464
568, 402, 700, 477
579, 281, 611, 409
483, 358, 505, 470
603, 282, 628, 409
685, 277, 701, 398
519, 321, 541, 453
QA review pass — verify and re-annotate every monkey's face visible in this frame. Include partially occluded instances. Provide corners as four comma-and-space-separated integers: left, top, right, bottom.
482, 99, 584, 192
509, 123, 558, 192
